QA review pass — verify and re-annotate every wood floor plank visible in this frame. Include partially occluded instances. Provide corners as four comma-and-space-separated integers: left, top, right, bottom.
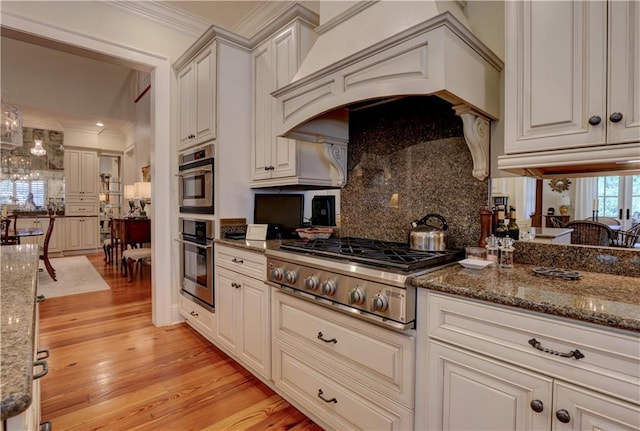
39, 253, 323, 431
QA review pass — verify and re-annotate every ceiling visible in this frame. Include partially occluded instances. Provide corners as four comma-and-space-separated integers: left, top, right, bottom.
2, 1, 292, 137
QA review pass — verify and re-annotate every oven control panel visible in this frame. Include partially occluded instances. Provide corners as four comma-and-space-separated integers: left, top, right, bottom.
267, 257, 415, 326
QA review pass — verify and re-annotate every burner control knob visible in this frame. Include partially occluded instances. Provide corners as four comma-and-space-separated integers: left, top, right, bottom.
349, 288, 365, 305
304, 276, 320, 291
321, 280, 337, 296
371, 294, 389, 312
271, 267, 284, 281
286, 271, 297, 284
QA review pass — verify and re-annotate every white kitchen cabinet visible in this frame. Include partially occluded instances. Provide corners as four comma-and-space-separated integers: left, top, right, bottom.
250, 18, 347, 188
177, 43, 216, 150
416, 290, 640, 431
272, 289, 415, 430
179, 294, 216, 341
64, 216, 99, 251
14, 217, 63, 254
65, 149, 99, 207
499, 0, 640, 174
214, 245, 271, 380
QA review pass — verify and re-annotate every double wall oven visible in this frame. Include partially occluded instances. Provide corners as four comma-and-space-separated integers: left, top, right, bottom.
178, 218, 214, 311
178, 144, 214, 214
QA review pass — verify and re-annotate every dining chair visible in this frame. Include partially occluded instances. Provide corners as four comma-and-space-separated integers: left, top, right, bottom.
1, 217, 19, 246
565, 220, 614, 246
121, 246, 152, 283
611, 223, 640, 248
549, 217, 567, 228
39, 217, 57, 281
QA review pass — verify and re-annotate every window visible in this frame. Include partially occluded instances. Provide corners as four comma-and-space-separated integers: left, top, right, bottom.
596, 175, 640, 229
0, 179, 46, 206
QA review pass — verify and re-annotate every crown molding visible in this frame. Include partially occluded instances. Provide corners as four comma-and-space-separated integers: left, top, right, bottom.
104, 1, 211, 39
235, 2, 318, 43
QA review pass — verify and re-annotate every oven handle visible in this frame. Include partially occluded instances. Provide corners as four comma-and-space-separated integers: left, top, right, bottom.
174, 238, 213, 249
175, 170, 211, 177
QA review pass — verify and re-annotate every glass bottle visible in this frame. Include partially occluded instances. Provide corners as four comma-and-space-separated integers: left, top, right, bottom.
485, 235, 499, 267
507, 207, 520, 241
495, 215, 509, 238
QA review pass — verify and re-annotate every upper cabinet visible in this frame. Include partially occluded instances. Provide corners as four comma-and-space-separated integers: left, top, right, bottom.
499, 1, 640, 176
250, 15, 348, 188
177, 43, 217, 150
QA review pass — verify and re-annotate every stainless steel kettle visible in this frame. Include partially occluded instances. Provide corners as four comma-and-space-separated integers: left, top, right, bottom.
409, 213, 449, 251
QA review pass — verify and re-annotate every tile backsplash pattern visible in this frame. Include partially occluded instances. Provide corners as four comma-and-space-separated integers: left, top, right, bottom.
340, 96, 487, 249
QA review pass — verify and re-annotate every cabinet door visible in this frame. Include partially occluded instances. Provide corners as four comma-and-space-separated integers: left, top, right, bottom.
193, 44, 216, 146
238, 275, 271, 379
214, 267, 240, 352
64, 150, 83, 197
251, 42, 273, 180
271, 26, 297, 179
553, 381, 640, 430
65, 218, 84, 250
505, 1, 606, 153
178, 62, 195, 147
80, 152, 99, 198
426, 340, 552, 431
81, 217, 99, 249
608, 1, 640, 144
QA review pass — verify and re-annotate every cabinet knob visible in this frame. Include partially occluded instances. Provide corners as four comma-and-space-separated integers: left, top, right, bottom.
609, 112, 623, 123
264, 167, 270, 171
588, 115, 601, 126
530, 400, 544, 413
555, 409, 571, 423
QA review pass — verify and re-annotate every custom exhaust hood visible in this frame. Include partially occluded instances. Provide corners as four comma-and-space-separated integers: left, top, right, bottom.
272, 1, 503, 182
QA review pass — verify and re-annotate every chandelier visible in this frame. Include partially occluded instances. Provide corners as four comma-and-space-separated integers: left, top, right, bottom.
31, 139, 47, 157
1, 97, 23, 148
1, 149, 31, 181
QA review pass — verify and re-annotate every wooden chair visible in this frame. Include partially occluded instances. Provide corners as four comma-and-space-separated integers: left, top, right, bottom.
549, 217, 567, 228
583, 216, 621, 226
121, 247, 151, 282
1, 216, 19, 245
611, 223, 640, 248
565, 220, 614, 246
40, 217, 57, 281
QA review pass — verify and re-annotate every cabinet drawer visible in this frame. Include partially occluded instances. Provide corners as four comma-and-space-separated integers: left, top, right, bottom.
215, 245, 266, 280
179, 295, 214, 335
66, 202, 99, 215
273, 290, 415, 408
426, 292, 640, 405
274, 340, 413, 431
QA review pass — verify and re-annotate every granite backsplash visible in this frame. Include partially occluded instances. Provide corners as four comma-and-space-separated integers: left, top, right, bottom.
339, 96, 487, 249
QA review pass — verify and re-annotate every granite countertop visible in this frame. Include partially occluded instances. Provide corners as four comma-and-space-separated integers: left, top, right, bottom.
1, 244, 40, 420
414, 263, 640, 333
215, 238, 291, 253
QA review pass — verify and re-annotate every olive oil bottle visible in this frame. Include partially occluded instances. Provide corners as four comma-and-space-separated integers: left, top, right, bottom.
507, 207, 520, 241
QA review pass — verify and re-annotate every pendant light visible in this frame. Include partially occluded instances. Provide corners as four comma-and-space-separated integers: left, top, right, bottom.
1, 97, 23, 148
30, 139, 47, 156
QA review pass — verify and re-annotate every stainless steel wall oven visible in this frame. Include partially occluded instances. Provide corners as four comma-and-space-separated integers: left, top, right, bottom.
178, 218, 214, 311
178, 144, 214, 214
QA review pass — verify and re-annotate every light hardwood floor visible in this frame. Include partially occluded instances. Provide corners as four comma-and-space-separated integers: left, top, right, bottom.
39, 253, 322, 431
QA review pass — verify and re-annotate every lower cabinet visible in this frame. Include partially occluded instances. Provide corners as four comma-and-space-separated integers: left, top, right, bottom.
14, 217, 63, 254
179, 294, 215, 341
272, 289, 415, 430
64, 216, 99, 251
416, 290, 640, 431
214, 245, 271, 380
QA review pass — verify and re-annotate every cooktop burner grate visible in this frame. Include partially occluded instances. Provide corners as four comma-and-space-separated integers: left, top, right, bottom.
279, 237, 464, 271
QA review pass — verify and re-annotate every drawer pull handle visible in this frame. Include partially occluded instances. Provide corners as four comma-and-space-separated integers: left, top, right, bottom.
317, 332, 337, 344
190, 310, 199, 317
555, 409, 571, 423
231, 282, 241, 288
33, 359, 49, 380
528, 338, 584, 360
317, 389, 337, 404
530, 400, 544, 413
232, 258, 244, 264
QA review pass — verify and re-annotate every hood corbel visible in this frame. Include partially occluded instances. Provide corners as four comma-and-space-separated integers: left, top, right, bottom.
453, 104, 490, 181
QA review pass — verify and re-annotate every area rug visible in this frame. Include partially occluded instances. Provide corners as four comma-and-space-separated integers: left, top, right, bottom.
38, 256, 110, 298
